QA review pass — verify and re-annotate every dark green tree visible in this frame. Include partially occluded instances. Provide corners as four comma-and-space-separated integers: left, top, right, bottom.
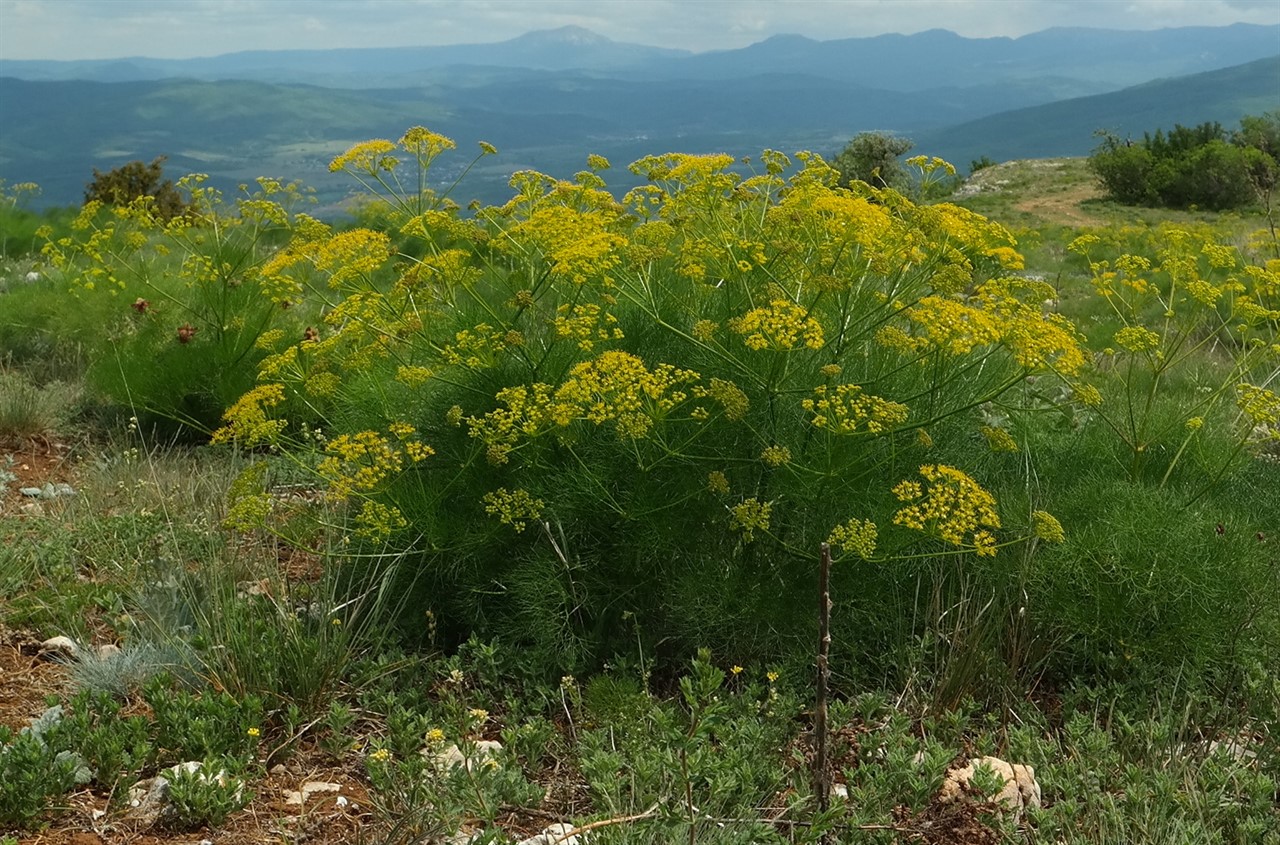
84, 156, 188, 221
832, 132, 914, 190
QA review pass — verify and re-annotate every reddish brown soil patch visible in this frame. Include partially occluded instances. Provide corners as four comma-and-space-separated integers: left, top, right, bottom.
1012, 182, 1105, 227
1, 438, 76, 515
0, 625, 69, 731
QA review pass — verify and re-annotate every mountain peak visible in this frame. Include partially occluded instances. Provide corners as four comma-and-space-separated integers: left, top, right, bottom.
514, 26, 612, 46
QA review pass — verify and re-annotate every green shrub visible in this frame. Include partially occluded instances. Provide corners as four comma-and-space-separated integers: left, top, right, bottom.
40, 177, 319, 438
1090, 117, 1276, 211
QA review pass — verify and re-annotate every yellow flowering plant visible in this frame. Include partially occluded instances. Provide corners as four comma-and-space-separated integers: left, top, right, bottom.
193, 129, 1094, 671
1068, 226, 1279, 486
38, 175, 321, 436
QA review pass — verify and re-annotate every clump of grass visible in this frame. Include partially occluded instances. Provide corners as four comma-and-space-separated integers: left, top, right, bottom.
0, 370, 78, 442
68, 641, 188, 699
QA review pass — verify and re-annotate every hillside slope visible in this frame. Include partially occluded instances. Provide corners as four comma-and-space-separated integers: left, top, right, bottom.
916, 56, 1280, 167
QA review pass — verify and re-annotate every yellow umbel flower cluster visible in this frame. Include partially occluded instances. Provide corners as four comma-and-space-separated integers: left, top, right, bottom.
1030, 510, 1065, 544
730, 497, 772, 542
317, 426, 434, 500
504, 205, 626, 286
553, 303, 624, 351
802, 384, 909, 434
467, 351, 702, 462
1114, 326, 1162, 354
329, 139, 398, 174
759, 445, 792, 467
827, 518, 878, 559
354, 500, 408, 541
981, 425, 1018, 453
1237, 384, 1280, 431
555, 350, 700, 438
906, 297, 1001, 356
892, 464, 1001, 556
729, 299, 825, 351
212, 383, 288, 446
482, 487, 544, 532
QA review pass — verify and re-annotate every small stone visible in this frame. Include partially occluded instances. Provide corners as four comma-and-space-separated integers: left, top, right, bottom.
285, 780, 342, 805
19, 487, 42, 497
517, 823, 581, 845
939, 756, 1040, 821
831, 782, 849, 800
128, 762, 201, 821
428, 739, 503, 771
97, 643, 122, 659
19, 502, 44, 517
40, 636, 79, 657
25, 271, 40, 282
269, 763, 287, 776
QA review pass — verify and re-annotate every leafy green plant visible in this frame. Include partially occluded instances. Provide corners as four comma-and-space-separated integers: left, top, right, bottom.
0, 707, 91, 830
143, 677, 264, 765
163, 758, 252, 829
57, 690, 153, 795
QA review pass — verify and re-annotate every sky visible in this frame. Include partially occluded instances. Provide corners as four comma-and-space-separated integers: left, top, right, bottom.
1, 0, 1278, 61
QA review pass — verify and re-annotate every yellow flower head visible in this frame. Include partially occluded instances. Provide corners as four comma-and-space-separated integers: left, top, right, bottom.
730, 497, 773, 542
760, 445, 792, 467
892, 464, 1001, 554
729, 299, 825, 351
827, 518, 878, 560
330, 139, 398, 173
1030, 510, 1065, 544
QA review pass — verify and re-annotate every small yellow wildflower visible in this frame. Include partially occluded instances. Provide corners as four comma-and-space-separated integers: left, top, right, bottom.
246, 727, 260, 738
803, 384, 909, 435
730, 665, 744, 675
329, 139, 397, 173
766, 671, 779, 683
425, 728, 446, 744
1237, 383, 1280, 427
468, 708, 489, 722
707, 471, 730, 495
369, 748, 392, 763
1114, 326, 1161, 353
892, 464, 1001, 553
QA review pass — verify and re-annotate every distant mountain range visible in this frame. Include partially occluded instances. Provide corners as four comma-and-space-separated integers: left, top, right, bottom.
1, 24, 1276, 209
4, 23, 1277, 92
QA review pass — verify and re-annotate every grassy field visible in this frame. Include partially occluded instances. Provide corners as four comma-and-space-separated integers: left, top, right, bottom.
1, 149, 1277, 845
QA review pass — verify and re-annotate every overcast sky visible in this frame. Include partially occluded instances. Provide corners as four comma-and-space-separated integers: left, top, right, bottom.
2, 0, 1277, 61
